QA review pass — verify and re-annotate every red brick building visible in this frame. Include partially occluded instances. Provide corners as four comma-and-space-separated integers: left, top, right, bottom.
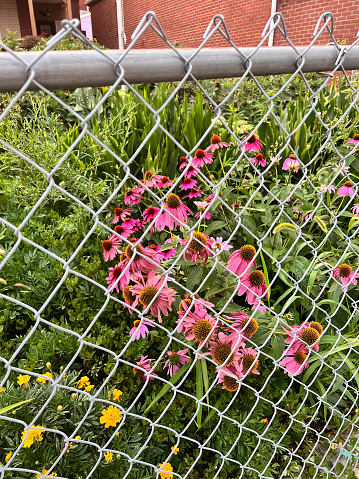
86, 0, 359, 50
0, 0, 80, 39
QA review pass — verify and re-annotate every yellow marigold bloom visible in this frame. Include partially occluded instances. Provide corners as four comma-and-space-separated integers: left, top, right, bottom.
75, 436, 81, 440
17, 374, 30, 388
104, 451, 113, 463
171, 445, 179, 455
36, 372, 53, 384
115, 432, 119, 437
5, 451, 12, 462
36, 470, 57, 478
84, 383, 95, 392
158, 463, 173, 479
112, 389, 123, 402
0, 387, 6, 393
76, 376, 90, 389
21, 425, 45, 448
100, 405, 122, 428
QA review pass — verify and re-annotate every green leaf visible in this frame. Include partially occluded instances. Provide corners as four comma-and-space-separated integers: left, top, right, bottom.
144, 362, 191, 413
0, 398, 34, 415
259, 250, 270, 303
159, 240, 177, 252
195, 360, 203, 428
198, 395, 224, 430
201, 358, 210, 405
306, 269, 317, 296
205, 221, 227, 236
186, 265, 203, 291
271, 335, 285, 360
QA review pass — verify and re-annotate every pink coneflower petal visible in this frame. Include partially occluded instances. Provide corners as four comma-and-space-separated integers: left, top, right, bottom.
332, 164, 350, 176
337, 181, 355, 198
179, 177, 198, 190
191, 149, 213, 168
205, 135, 230, 152
282, 155, 300, 173
319, 184, 336, 193
102, 234, 120, 262
133, 355, 157, 382
346, 134, 359, 148
113, 207, 131, 223
164, 349, 190, 377
124, 189, 143, 205
240, 134, 261, 153
129, 319, 154, 341
130, 270, 176, 322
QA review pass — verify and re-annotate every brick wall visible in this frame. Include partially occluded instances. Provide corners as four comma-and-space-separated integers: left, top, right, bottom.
275, 0, 359, 46
122, 0, 272, 49
16, 0, 32, 36
90, 0, 119, 49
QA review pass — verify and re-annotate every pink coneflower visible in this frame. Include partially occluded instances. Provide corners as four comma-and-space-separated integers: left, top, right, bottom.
337, 181, 355, 198
237, 270, 268, 305
346, 134, 359, 148
352, 204, 359, 215
133, 355, 157, 382
305, 212, 314, 222
283, 321, 321, 352
217, 365, 243, 392
132, 219, 146, 232
194, 201, 211, 220
180, 293, 214, 310
224, 312, 258, 339
333, 164, 350, 176
206, 333, 242, 373
124, 241, 159, 273
279, 343, 309, 376
191, 149, 213, 168
124, 189, 142, 206
146, 244, 164, 262
114, 223, 133, 241
156, 194, 192, 230
185, 166, 197, 178
205, 135, 230, 152
122, 285, 137, 309
212, 237, 232, 253
179, 156, 188, 172
142, 206, 161, 223
161, 238, 176, 261
227, 245, 257, 276
179, 177, 198, 191
102, 234, 120, 262
185, 187, 202, 199
250, 153, 267, 167
241, 134, 261, 153
282, 154, 300, 173
106, 260, 130, 293
240, 347, 260, 376
129, 319, 155, 341
130, 270, 176, 322
164, 349, 190, 377
156, 176, 173, 188
113, 207, 131, 223
183, 232, 213, 264
333, 263, 359, 291
144, 171, 162, 188
176, 302, 217, 345
252, 300, 266, 311
320, 184, 336, 193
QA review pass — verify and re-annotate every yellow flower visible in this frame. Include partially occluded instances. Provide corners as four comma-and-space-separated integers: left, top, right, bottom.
158, 463, 173, 479
76, 376, 90, 388
100, 405, 122, 428
171, 446, 179, 455
17, 375, 30, 388
21, 425, 45, 448
115, 432, 119, 437
5, 451, 12, 462
0, 387, 6, 393
76, 376, 94, 392
36, 470, 57, 478
104, 451, 113, 463
75, 436, 81, 440
36, 372, 53, 384
112, 389, 123, 402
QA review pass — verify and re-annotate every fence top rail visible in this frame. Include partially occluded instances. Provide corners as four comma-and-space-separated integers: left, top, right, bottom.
1, 46, 359, 93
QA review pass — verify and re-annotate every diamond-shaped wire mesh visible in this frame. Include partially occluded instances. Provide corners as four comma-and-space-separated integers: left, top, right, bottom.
1, 10, 359, 479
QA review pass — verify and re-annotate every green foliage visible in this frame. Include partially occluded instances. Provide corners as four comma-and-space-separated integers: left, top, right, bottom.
1, 74, 359, 478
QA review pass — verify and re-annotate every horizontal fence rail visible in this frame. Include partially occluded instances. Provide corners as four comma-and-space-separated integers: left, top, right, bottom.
1, 9, 359, 479
1, 46, 359, 92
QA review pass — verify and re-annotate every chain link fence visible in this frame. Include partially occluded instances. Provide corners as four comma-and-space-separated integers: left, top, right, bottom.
1, 10, 359, 479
